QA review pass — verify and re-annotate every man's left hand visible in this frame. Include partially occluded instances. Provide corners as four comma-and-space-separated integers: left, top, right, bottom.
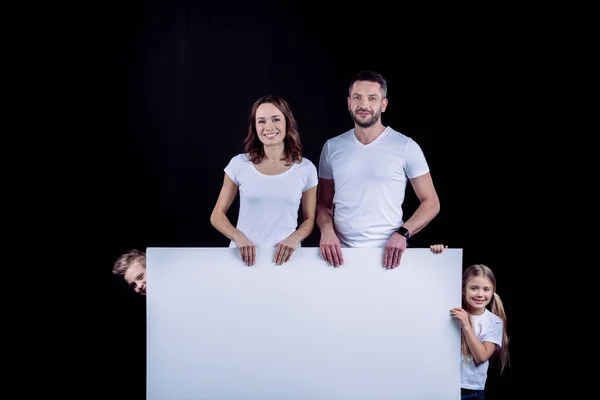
383, 232, 407, 268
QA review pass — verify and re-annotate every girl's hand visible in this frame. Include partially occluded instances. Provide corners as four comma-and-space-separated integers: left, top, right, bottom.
450, 307, 470, 328
430, 244, 448, 254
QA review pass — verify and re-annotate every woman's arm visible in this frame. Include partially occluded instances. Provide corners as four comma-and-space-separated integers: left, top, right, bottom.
210, 173, 255, 265
274, 186, 317, 264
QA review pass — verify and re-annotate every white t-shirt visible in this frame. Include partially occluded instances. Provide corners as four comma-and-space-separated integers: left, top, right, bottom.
318, 126, 430, 247
224, 153, 318, 248
461, 309, 504, 390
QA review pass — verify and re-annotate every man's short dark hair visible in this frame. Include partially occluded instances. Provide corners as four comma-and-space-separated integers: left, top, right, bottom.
349, 70, 387, 98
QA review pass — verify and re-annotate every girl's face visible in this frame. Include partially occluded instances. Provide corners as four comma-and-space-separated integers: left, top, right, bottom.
463, 276, 493, 314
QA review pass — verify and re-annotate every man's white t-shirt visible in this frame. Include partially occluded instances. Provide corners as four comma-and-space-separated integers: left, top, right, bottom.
461, 309, 504, 390
224, 153, 318, 248
318, 126, 430, 247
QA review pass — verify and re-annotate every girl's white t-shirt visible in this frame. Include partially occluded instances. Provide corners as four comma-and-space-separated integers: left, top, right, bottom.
461, 309, 504, 390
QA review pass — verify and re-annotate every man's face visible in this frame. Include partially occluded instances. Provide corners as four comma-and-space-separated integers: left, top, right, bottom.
124, 261, 146, 295
347, 81, 388, 128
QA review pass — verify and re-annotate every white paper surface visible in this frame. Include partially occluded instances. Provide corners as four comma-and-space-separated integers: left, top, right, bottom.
147, 247, 462, 399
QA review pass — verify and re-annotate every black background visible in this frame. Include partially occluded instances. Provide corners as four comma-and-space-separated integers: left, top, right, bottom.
89, 3, 531, 398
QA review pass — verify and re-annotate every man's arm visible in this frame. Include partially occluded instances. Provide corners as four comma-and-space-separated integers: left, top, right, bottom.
316, 178, 335, 232
383, 172, 440, 268
401, 172, 440, 237
316, 178, 344, 266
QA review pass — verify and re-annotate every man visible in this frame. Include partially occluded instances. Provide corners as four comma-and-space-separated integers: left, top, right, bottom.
317, 70, 440, 268
112, 249, 147, 295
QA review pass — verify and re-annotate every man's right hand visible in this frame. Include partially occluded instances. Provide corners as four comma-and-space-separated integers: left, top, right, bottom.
319, 228, 344, 267
233, 233, 256, 266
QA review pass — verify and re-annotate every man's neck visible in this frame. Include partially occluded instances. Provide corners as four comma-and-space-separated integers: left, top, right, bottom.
353, 123, 387, 145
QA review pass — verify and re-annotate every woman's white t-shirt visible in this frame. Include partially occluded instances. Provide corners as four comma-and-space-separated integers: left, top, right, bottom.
224, 153, 318, 248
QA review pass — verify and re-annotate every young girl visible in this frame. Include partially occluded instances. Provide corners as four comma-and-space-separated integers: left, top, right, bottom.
430, 244, 510, 400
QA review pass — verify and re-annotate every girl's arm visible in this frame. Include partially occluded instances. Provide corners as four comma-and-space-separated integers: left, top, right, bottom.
463, 326, 497, 364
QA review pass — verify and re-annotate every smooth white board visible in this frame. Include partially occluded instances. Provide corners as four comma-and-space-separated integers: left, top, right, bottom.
147, 247, 462, 399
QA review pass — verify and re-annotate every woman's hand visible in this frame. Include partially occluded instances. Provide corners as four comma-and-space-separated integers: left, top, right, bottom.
234, 233, 256, 266
274, 236, 300, 265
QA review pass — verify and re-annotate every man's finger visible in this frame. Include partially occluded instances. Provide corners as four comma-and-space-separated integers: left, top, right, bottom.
393, 248, 402, 267
335, 244, 344, 265
383, 247, 389, 268
330, 245, 340, 266
320, 246, 327, 262
386, 247, 395, 269
323, 246, 333, 265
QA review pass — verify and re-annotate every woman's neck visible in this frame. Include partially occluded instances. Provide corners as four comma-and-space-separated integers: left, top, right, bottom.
262, 143, 285, 163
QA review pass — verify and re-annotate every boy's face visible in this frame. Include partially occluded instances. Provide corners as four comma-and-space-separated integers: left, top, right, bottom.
124, 261, 146, 295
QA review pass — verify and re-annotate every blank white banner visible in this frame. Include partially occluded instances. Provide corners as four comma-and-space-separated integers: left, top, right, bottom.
147, 247, 463, 400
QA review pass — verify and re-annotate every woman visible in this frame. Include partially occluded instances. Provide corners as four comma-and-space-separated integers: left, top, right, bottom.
210, 95, 318, 266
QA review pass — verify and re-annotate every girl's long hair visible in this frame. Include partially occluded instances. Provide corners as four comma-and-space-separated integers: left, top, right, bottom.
461, 264, 510, 374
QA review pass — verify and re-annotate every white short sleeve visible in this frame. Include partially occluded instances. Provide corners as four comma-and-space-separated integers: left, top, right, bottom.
404, 139, 430, 179
224, 154, 241, 185
318, 141, 333, 179
304, 160, 319, 191
481, 318, 503, 350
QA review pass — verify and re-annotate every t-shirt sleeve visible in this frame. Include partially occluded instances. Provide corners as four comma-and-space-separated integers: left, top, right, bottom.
405, 139, 430, 179
304, 160, 319, 191
482, 317, 504, 350
224, 154, 241, 185
318, 140, 333, 180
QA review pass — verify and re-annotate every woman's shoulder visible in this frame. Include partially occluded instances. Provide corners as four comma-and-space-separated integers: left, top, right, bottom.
297, 156, 316, 167
229, 153, 251, 163
296, 157, 317, 172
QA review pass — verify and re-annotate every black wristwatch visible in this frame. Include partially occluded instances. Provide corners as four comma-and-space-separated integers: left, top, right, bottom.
397, 226, 410, 240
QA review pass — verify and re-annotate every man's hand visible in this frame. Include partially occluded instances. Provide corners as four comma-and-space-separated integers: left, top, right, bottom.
319, 228, 344, 267
383, 232, 407, 268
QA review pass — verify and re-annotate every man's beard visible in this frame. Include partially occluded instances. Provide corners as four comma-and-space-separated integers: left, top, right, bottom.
351, 108, 381, 128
